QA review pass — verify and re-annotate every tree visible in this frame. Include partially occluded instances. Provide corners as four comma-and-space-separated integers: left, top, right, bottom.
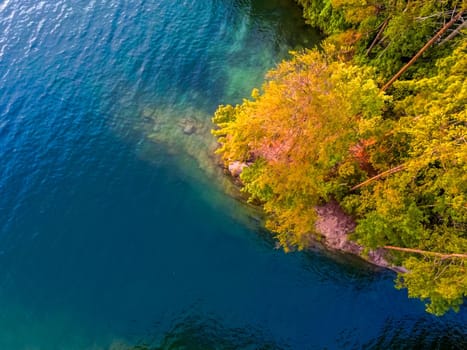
213, 2, 467, 315
213, 47, 385, 250
351, 38, 467, 314
297, 0, 466, 78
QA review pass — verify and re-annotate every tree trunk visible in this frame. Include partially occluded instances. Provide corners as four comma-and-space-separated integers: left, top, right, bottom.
366, 18, 390, 56
384, 245, 467, 259
350, 164, 405, 191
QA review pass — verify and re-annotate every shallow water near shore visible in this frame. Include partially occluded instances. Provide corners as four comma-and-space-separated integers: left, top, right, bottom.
0, 0, 465, 349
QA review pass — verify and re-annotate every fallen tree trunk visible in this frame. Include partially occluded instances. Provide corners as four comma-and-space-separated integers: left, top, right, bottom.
350, 164, 405, 191
384, 245, 467, 259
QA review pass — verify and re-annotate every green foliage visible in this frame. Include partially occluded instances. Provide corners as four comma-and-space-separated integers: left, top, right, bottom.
352, 39, 467, 315
293, 0, 467, 314
396, 256, 467, 316
355, 39, 467, 246
298, 0, 466, 77
296, 0, 348, 34
365, 0, 463, 78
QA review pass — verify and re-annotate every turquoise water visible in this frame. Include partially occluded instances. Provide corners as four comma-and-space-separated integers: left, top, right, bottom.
0, 0, 465, 349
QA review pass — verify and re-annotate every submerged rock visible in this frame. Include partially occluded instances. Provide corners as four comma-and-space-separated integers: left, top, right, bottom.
141, 108, 159, 125
179, 117, 198, 135
183, 123, 196, 135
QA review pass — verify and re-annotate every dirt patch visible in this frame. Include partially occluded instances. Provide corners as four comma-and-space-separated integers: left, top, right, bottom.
315, 200, 400, 270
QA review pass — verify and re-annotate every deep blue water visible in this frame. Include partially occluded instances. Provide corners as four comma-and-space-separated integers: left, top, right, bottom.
0, 0, 465, 349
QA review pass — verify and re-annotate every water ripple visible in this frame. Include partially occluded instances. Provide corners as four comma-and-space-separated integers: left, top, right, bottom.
0, 1, 464, 349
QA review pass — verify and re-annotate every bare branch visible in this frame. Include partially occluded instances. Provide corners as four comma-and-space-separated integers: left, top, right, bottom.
439, 18, 467, 45
366, 18, 390, 56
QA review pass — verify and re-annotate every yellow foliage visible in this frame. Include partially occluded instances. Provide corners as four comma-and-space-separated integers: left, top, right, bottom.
331, 0, 380, 24
212, 48, 384, 249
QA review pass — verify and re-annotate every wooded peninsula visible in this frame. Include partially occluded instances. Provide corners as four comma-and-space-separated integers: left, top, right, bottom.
212, 0, 467, 316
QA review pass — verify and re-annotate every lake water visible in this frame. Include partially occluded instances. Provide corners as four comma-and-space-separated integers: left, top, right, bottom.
0, 0, 465, 349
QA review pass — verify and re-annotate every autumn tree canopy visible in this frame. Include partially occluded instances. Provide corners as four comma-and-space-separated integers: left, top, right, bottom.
213, 48, 385, 249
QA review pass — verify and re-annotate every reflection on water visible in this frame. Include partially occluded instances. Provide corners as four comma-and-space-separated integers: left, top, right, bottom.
362, 317, 467, 350
104, 311, 467, 350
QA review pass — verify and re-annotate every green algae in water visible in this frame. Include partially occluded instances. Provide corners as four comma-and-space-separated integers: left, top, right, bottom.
133, 104, 264, 231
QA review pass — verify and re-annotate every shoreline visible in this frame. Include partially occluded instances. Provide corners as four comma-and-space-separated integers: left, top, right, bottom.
226, 162, 406, 273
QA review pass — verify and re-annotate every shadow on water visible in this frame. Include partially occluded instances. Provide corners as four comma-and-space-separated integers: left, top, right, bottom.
298, 249, 391, 290
109, 310, 467, 350
361, 317, 467, 350
130, 314, 288, 350
250, 221, 391, 291
237, 0, 319, 51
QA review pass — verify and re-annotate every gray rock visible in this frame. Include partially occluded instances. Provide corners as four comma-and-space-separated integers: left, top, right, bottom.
228, 161, 248, 177
183, 124, 196, 135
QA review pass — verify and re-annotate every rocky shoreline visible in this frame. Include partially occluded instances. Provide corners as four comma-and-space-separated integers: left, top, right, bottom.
227, 161, 406, 273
